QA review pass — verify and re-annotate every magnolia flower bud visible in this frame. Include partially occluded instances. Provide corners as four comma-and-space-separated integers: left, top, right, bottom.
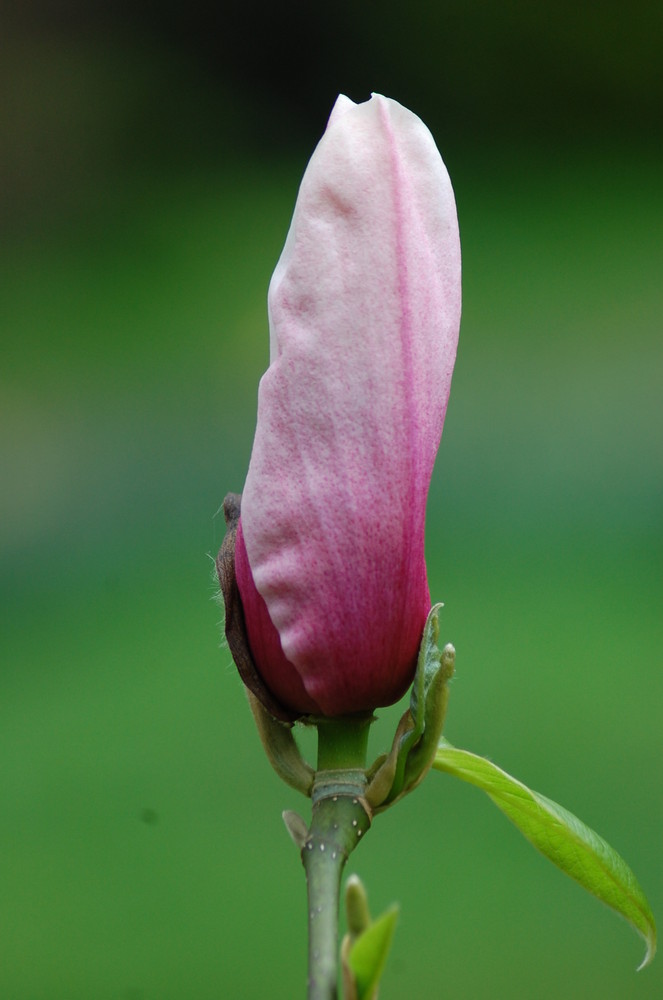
223, 93, 461, 718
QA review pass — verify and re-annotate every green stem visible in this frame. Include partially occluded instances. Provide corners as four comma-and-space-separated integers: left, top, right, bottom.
302, 716, 373, 1000
303, 792, 371, 1000
315, 715, 373, 772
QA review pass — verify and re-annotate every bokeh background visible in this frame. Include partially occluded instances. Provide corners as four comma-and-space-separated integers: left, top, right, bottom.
2, 2, 661, 997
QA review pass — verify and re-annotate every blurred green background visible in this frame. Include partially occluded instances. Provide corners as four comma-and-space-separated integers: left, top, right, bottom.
1, 2, 661, 998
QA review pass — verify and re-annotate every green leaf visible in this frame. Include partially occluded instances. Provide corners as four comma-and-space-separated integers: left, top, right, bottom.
347, 905, 399, 1000
433, 739, 656, 969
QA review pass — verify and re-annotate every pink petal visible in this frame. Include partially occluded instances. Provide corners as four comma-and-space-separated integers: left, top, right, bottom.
235, 518, 322, 716
238, 94, 461, 716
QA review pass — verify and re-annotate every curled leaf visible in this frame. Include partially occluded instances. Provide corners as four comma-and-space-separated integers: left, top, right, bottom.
366, 604, 454, 811
344, 905, 399, 1000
